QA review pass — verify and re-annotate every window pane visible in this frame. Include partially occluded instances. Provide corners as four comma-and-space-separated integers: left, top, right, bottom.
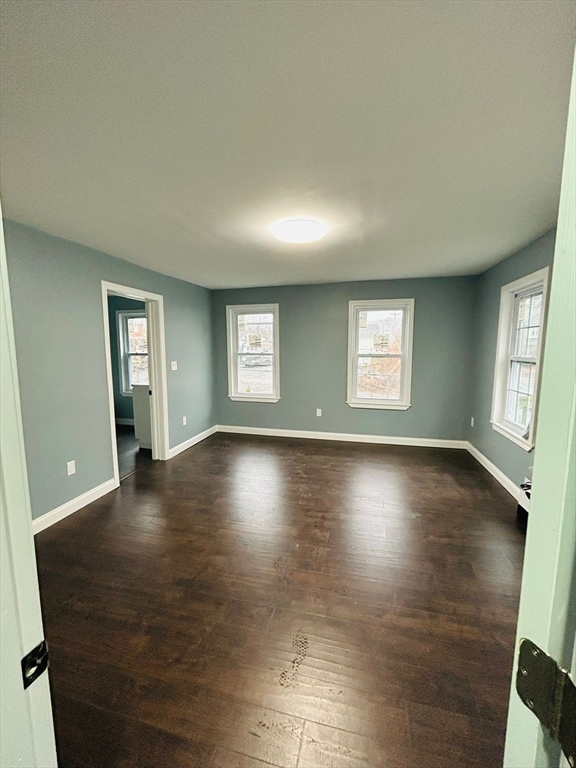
129, 355, 149, 386
237, 313, 274, 355
517, 295, 531, 329
529, 293, 542, 326
509, 361, 520, 390
237, 355, 274, 395
357, 310, 403, 355
516, 393, 532, 428
526, 327, 539, 357
506, 389, 518, 423
518, 363, 533, 394
515, 328, 528, 357
127, 317, 148, 353
356, 356, 401, 400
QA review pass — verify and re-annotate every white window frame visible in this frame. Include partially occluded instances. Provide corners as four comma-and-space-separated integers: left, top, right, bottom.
117, 309, 148, 396
226, 303, 280, 403
347, 298, 414, 410
491, 267, 549, 451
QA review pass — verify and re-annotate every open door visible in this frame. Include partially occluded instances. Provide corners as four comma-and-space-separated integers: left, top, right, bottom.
101, 281, 170, 486
0, 206, 58, 766
504, 51, 576, 768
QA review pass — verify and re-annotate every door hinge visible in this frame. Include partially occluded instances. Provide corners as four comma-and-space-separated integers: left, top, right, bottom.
516, 638, 576, 766
21, 639, 49, 690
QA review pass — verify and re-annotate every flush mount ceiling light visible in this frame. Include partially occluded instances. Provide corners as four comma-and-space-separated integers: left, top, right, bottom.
272, 218, 327, 243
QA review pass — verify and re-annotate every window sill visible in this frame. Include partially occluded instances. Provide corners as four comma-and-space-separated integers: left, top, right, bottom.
347, 401, 411, 411
228, 395, 280, 404
491, 421, 533, 452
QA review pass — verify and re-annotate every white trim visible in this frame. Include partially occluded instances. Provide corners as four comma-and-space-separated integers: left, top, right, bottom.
32, 479, 117, 535
347, 401, 411, 411
28, 429, 529, 534
216, 424, 466, 449
101, 281, 170, 485
167, 426, 218, 458
228, 395, 280, 403
116, 308, 147, 396
465, 441, 529, 509
1, 202, 58, 763
226, 303, 280, 401
146, 296, 170, 460
491, 267, 549, 448
115, 418, 135, 426
215, 427, 527, 508
490, 421, 533, 452
347, 298, 414, 409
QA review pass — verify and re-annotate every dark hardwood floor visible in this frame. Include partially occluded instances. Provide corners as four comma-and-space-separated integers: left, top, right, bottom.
35, 434, 526, 768
116, 423, 153, 480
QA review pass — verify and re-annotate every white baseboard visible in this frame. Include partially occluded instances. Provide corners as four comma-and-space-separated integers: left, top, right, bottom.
32, 478, 118, 535
168, 425, 218, 459
217, 427, 524, 506
465, 441, 528, 509
115, 418, 134, 426
30, 431, 523, 535
216, 424, 467, 450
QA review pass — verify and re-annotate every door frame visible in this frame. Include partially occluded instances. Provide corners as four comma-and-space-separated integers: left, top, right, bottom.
503, 51, 575, 768
1, 205, 58, 766
101, 281, 170, 484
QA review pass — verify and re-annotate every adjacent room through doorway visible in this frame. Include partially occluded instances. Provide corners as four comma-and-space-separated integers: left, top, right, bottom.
106, 294, 153, 480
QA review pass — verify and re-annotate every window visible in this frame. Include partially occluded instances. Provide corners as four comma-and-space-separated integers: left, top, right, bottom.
226, 304, 280, 402
347, 299, 414, 410
117, 310, 149, 395
491, 268, 549, 450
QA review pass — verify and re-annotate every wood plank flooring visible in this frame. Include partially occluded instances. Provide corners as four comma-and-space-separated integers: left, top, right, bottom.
116, 424, 153, 480
34, 434, 526, 767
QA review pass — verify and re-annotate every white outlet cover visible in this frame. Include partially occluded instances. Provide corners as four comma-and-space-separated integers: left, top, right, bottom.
171, 361, 178, 371
316, 408, 322, 417
182, 416, 187, 425
67, 460, 76, 476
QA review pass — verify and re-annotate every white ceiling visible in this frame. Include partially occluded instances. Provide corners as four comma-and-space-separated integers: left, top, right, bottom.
1, 1, 574, 289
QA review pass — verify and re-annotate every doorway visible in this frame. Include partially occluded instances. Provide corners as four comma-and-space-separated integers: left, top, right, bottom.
101, 281, 170, 486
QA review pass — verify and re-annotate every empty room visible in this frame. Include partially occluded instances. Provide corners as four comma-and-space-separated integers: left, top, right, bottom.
1, 2, 575, 768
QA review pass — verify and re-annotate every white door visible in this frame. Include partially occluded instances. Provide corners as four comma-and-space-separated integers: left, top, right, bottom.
504, 52, 576, 768
0, 208, 57, 766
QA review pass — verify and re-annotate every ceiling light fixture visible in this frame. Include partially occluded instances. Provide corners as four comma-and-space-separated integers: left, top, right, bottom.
272, 218, 327, 243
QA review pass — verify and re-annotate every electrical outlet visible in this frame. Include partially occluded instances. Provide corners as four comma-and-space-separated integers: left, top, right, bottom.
182, 416, 187, 425
67, 460, 76, 476
171, 361, 178, 371
470, 417, 475, 427
316, 408, 322, 417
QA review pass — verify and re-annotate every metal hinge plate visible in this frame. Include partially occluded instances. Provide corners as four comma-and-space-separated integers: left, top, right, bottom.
516, 638, 576, 766
21, 639, 49, 690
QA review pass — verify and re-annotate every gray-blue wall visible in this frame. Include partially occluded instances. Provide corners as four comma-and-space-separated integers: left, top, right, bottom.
107, 295, 145, 421
212, 278, 477, 440
5, 217, 556, 522
467, 230, 556, 485
5, 220, 214, 520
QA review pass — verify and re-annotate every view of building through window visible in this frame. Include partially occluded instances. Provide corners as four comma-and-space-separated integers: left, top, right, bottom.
120, 313, 148, 392
506, 290, 542, 431
356, 309, 403, 400
236, 312, 274, 395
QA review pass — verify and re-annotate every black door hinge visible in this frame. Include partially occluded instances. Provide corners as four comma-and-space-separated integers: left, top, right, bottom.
516, 638, 576, 766
21, 640, 49, 690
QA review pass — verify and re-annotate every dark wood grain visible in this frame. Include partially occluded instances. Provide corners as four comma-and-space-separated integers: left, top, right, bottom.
35, 434, 525, 767
116, 424, 153, 480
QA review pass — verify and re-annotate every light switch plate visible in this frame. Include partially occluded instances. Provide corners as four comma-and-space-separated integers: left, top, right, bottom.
171, 361, 178, 371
